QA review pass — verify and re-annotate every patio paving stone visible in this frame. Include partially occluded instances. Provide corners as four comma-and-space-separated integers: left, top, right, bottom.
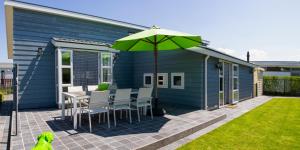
6, 96, 272, 150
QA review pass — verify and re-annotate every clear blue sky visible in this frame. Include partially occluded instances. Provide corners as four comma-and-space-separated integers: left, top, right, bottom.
1, 0, 300, 62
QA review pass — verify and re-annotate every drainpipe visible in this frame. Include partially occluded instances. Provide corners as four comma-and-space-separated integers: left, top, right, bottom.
204, 55, 210, 110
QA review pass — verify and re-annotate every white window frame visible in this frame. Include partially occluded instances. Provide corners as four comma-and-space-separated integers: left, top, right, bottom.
171, 72, 185, 89
143, 73, 153, 87
232, 64, 239, 102
60, 49, 73, 87
99, 52, 113, 84
157, 73, 168, 88
219, 61, 225, 106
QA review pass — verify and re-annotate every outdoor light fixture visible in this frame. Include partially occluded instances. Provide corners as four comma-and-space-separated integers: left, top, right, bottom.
216, 62, 222, 69
37, 47, 43, 56
113, 53, 119, 64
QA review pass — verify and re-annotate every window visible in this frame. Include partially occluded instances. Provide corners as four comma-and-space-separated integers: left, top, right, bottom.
157, 73, 168, 88
232, 64, 239, 102
100, 52, 113, 83
219, 61, 224, 106
143, 73, 153, 87
61, 50, 72, 86
171, 73, 184, 89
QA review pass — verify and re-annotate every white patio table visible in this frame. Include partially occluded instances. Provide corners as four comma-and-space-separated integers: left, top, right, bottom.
61, 91, 90, 129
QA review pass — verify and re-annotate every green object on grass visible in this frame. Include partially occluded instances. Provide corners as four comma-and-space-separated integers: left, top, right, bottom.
98, 83, 109, 91
32, 132, 54, 150
178, 98, 300, 150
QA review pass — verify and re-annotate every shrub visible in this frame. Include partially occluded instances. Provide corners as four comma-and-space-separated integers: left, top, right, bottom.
97, 83, 109, 91
263, 76, 300, 96
0, 92, 4, 103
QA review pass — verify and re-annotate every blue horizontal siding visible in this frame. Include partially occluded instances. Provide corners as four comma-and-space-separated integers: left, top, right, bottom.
207, 57, 219, 109
132, 50, 204, 108
13, 8, 140, 109
239, 65, 253, 100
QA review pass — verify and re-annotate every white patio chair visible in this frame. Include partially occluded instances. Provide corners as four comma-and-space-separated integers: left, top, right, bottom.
112, 89, 132, 126
131, 88, 153, 122
81, 91, 110, 132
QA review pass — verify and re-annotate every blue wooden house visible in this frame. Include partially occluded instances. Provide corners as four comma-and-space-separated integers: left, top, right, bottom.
4, 1, 256, 110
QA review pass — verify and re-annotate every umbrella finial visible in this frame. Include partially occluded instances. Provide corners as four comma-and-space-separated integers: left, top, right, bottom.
151, 25, 160, 29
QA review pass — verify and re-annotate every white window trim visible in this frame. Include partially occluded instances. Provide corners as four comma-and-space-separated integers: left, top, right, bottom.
219, 61, 224, 106
60, 49, 73, 87
157, 73, 168, 88
99, 52, 113, 84
143, 73, 153, 87
171, 72, 185, 89
232, 64, 239, 102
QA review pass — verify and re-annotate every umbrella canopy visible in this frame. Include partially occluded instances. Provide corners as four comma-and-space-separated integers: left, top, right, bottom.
112, 26, 202, 115
112, 26, 201, 51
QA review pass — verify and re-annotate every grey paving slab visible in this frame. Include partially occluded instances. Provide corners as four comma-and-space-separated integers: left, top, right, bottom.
7, 96, 272, 150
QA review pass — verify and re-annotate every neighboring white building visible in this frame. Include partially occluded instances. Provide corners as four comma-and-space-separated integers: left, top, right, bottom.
0, 63, 13, 87
252, 61, 300, 76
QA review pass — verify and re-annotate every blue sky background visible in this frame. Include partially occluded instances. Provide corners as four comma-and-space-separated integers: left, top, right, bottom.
1, 0, 300, 62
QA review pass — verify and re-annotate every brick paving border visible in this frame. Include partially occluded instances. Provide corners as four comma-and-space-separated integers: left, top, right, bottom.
136, 114, 226, 150
159, 96, 273, 150
0, 95, 13, 150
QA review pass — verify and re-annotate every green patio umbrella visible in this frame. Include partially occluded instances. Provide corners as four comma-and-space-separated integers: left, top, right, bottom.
112, 25, 202, 115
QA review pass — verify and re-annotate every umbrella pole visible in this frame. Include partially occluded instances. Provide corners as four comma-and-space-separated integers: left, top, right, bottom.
153, 35, 164, 116
154, 38, 158, 109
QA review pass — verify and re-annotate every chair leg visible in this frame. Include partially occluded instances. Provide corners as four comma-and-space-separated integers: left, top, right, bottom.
137, 107, 140, 122
113, 109, 116, 127
129, 109, 132, 124
88, 113, 92, 133
120, 110, 122, 119
70, 108, 73, 121
107, 111, 110, 128
126, 110, 128, 119
103, 113, 106, 122
99, 113, 101, 124
79, 109, 82, 127
150, 105, 153, 120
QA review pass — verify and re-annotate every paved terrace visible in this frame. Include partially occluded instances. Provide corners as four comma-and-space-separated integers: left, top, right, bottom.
9, 96, 272, 150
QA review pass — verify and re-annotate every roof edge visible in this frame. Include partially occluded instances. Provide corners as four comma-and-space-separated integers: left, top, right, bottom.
187, 46, 258, 68
4, 0, 148, 30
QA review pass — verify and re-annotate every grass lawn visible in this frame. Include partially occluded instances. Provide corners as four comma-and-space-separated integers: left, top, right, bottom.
178, 98, 300, 150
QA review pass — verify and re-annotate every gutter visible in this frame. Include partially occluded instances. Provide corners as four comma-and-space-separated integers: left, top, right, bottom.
204, 55, 210, 110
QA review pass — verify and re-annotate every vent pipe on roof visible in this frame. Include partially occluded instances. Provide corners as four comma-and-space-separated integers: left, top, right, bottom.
247, 51, 250, 62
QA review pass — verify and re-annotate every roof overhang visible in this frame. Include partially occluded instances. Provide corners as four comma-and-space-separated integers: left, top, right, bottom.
4, 0, 148, 59
5, 4, 13, 59
51, 38, 119, 53
187, 47, 258, 68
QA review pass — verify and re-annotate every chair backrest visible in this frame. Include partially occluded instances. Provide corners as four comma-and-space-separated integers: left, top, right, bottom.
68, 86, 83, 92
137, 88, 153, 99
87, 85, 98, 91
89, 91, 109, 109
114, 89, 131, 104
108, 83, 118, 90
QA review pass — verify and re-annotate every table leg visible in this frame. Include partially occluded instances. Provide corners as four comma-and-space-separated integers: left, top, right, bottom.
79, 100, 81, 127
73, 97, 78, 130
143, 106, 147, 115
62, 94, 65, 120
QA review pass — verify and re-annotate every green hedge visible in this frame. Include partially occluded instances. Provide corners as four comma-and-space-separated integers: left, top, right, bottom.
0, 87, 13, 95
263, 76, 300, 96
0, 92, 3, 103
